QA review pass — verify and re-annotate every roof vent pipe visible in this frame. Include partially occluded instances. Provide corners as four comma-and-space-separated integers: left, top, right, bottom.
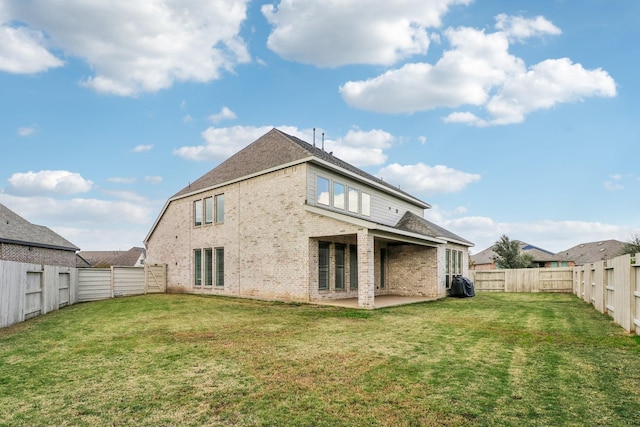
313, 128, 316, 147
322, 132, 325, 151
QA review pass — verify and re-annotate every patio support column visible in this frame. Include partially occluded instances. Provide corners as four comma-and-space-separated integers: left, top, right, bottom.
357, 229, 375, 309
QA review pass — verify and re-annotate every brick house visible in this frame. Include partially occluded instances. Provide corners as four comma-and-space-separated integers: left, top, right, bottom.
0, 203, 79, 268
144, 129, 473, 308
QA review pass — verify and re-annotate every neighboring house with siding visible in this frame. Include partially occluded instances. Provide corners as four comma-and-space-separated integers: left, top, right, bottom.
0, 203, 79, 268
145, 129, 473, 308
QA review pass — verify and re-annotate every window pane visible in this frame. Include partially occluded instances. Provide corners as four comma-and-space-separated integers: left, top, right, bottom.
335, 244, 345, 290
458, 251, 463, 275
204, 197, 213, 224
215, 247, 224, 287
349, 245, 358, 290
215, 194, 224, 223
194, 200, 203, 226
194, 249, 202, 286
204, 249, 213, 286
445, 249, 450, 275
333, 182, 345, 210
317, 177, 329, 205
318, 242, 330, 290
361, 193, 371, 216
348, 188, 359, 213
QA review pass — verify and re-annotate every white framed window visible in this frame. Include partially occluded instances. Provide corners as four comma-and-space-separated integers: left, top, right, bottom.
215, 194, 224, 223
204, 248, 213, 286
317, 176, 330, 205
204, 197, 213, 225
348, 187, 359, 213
361, 192, 371, 216
215, 247, 224, 287
194, 249, 202, 286
333, 182, 345, 210
194, 200, 203, 226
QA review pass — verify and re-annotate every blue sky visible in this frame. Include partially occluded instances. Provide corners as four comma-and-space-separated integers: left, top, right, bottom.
1, 0, 637, 253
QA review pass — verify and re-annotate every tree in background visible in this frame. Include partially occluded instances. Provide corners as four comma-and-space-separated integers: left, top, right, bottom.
620, 234, 640, 256
492, 235, 535, 269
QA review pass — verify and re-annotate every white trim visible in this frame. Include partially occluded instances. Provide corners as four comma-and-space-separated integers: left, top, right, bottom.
310, 158, 430, 209
304, 204, 445, 246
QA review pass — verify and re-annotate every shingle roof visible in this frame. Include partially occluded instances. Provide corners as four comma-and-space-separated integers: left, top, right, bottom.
172, 128, 427, 207
395, 211, 473, 246
0, 203, 79, 251
557, 240, 625, 265
78, 247, 146, 267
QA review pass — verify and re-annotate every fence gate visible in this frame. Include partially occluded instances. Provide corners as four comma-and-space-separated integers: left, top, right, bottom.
24, 271, 42, 320
58, 272, 71, 307
145, 264, 167, 293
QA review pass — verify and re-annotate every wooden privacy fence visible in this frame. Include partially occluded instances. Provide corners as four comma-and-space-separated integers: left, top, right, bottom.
1, 261, 166, 328
77, 264, 167, 302
574, 253, 639, 335
0, 260, 77, 329
469, 267, 574, 293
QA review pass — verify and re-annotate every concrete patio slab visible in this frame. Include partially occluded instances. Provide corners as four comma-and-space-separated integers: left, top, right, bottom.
314, 295, 438, 309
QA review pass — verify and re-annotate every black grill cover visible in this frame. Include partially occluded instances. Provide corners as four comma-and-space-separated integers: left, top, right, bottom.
451, 276, 475, 298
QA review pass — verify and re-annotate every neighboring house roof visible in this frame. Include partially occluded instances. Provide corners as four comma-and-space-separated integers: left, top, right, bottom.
471, 241, 558, 265
77, 247, 146, 267
0, 203, 79, 251
557, 240, 625, 265
171, 128, 429, 208
395, 211, 473, 246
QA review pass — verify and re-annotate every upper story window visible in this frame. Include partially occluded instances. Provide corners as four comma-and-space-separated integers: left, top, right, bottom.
194, 194, 224, 227
215, 194, 224, 223
361, 192, 371, 216
194, 200, 203, 226
316, 174, 373, 218
204, 197, 213, 225
333, 182, 345, 210
317, 176, 330, 205
348, 187, 359, 213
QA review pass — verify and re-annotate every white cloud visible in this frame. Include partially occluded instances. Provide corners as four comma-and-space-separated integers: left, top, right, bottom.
324, 129, 394, 167
2, 1, 251, 95
485, 58, 617, 125
182, 114, 194, 124
175, 125, 275, 161
377, 163, 480, 196
108, 177, 136, 184
7, 170, 93, 195
262, 0, 471, 67
17, 126, 37, 136
132, 144, 153, 153
494, 14, 561, 41
174, 125, 393, 165
0, 24, 64, 73
340, 15, 616, 125
209, 106, 237, 123
0, 193, 161, 250
145, 176, 163, 184
424, 206, 637, 254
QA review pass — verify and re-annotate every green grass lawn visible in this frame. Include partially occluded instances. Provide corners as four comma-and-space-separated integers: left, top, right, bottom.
1, 293, 639, 426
